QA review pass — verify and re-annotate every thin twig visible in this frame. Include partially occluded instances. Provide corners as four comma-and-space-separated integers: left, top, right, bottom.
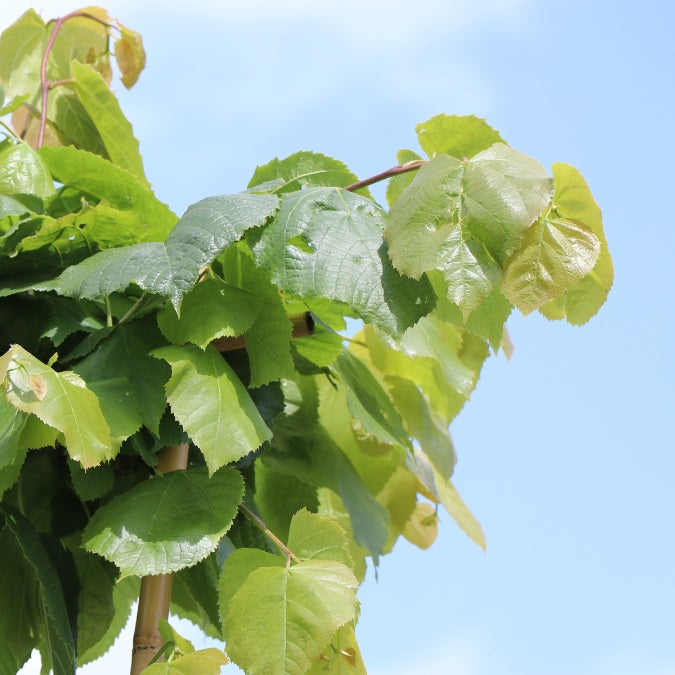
344, 160, 425, 192
239, 504, 300, 565
37, 11, 116, 148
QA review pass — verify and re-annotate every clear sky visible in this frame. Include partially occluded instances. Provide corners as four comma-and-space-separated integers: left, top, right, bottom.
7, 0, 675, 673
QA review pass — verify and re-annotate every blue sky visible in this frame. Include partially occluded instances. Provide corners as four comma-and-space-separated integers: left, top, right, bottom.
7, 0, 675, 673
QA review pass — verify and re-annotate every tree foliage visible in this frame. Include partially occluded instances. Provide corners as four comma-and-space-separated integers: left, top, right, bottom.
0, 7, 613, 675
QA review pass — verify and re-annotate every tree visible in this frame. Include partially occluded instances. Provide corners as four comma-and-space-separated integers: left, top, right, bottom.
0, 7, 613, 675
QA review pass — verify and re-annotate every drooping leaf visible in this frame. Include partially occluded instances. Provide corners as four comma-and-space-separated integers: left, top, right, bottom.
152, 344, 272, 474
171, 554, 222, 639
0, 528, 40, 673
157, 276, 262, 348
268, 412, 389, 560
44, 185, 278, 309
0, 344, 113, 468
77, 575, 139, 667
416, 113, 505, 159
69, 547, 117, 662
254, 186, 435, 336
387, 375, 456, 479
333, 349, 410, 449
1, 506, 76, 675
113, 25, 146, 89
71, 61, 148, 185
0, 138, 55, 199
539, 163, 614, 324
222, 550, 358, 675
402, 501, 438, 550
502, 210, 600, 315
83, 467, 244, 577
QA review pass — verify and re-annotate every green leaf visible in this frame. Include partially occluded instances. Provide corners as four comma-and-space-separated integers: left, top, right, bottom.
254, 187, 435, 336
77, 575, 139, 667
67, 457, 115, 502
219, 244, 295, 387
0, 9, 45, 99
287, 509, 355, 571
0, 392, 27, 469
158, 617, 196, 655
416, 113, 505, 159
157, 276, 262, 348
387, 146, 552, 293
307, 623, 366, 675
254, 463, 319, 544
0, 92, 29, 117
70, 548, 117, 662
71, 61, 148, 185
502, 211, 600, 315
268, 422, 389, 560
152, 344, 272, 473
45, 188, 278, 310
73, 319, 169, 435
539, 163, 614, 324
1, 506, 76, 675
83, 467, 244, 577
387, 375, 456, 480
0, 528, 40, 673
248, 151, 366, 195
142, 649, 229, 674
49, 87, 106, 156
333, 349, 410, 449
0, 344, 113, 468
171, 554, 222, 639
40, 146, 176, 241
0, 138, 55, 199
222, 551, 358, 675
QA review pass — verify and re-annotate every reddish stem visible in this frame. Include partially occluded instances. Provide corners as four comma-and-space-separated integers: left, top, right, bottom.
344, 160, 425, 192
37, 11, 115, 148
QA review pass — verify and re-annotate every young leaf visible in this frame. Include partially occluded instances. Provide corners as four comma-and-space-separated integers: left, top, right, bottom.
82, 467, 244, 577
223, 554, 358, 675
501, 212, 600, 315
254, 186, 435, 336
416, 113, 505, 159
152, 344, 272, 473
1, 506, 76, 675
0, 138, 55, 199
71, 61, 148, 185
0, 344, 113, 468
539, 163, 614, 324
114, 25, 146, 89
402, 501, 439, 550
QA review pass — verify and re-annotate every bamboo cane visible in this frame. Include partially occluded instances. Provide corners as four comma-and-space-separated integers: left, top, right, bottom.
129, 312, 314, 673
130, 443, 189, 674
